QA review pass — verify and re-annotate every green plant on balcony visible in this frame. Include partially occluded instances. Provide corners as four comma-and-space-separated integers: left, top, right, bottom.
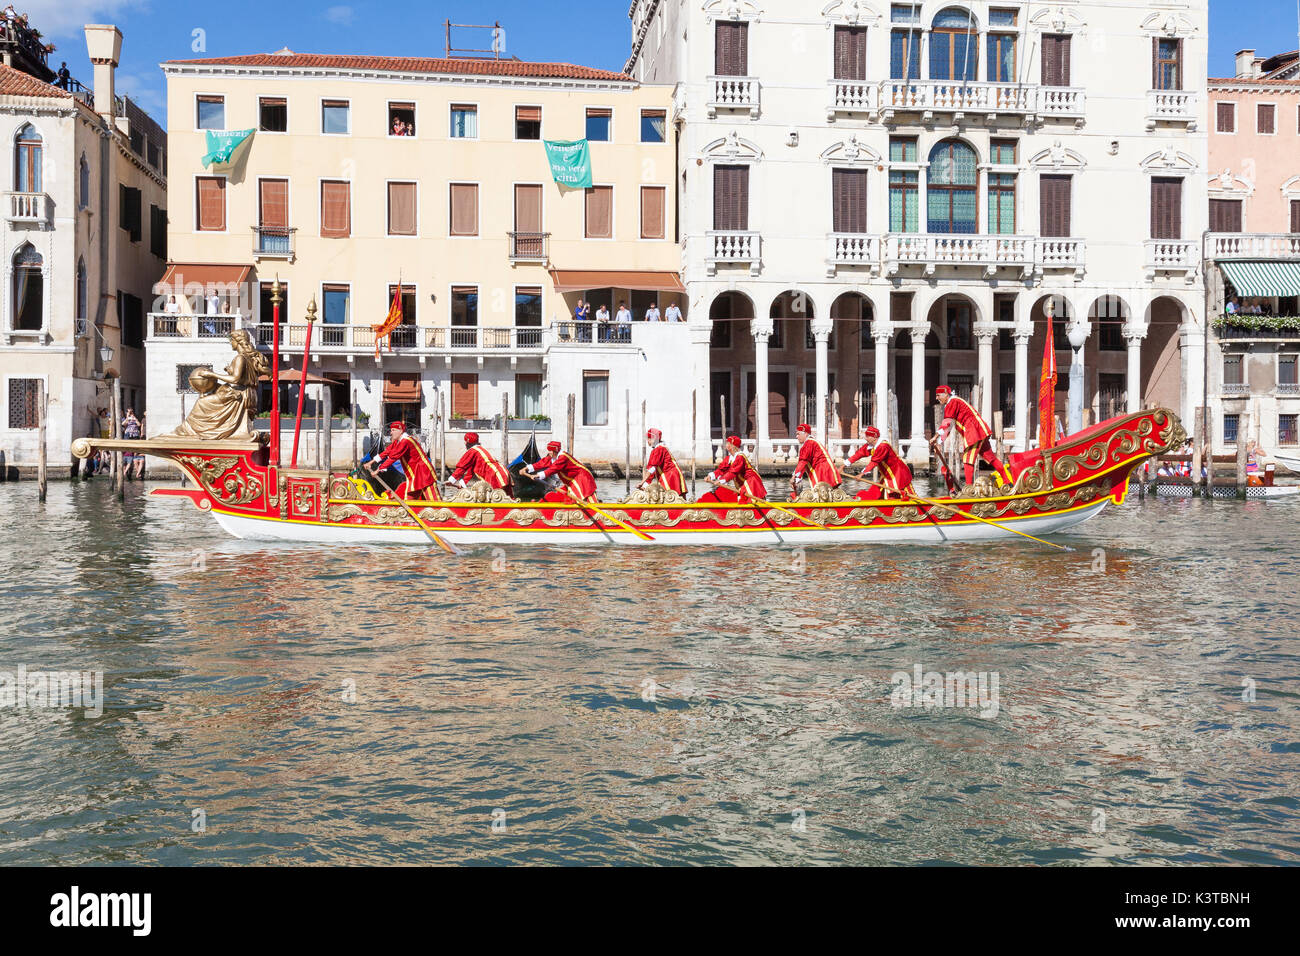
1215, 314, 1300, 332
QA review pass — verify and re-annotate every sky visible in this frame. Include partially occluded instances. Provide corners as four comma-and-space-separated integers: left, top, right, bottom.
23, 0, 1300, 127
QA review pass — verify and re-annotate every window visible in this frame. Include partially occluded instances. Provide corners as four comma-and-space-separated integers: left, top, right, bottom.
76, 259, 87, 320
515, 105, 541, 140
1153, 38, 1182, 91
987, 29, 1017, 83
1209, 198, 1242, 233
450, 103, 477, 138
586, 107, 612, 141
129, 129, 144, 156
259, 97, 287, 132
1278, 353, 1297, 386
1040, 174, 1071, 236
387, 181, 417, 236
988, 172, 1016, 234
150, 204, 166, 258
989, 8, 1017, 27
834, 26, 867, 81
713, 165, 749, 230
196, 176, 226, 231
388, 101, 415, 136
889, 169, 918, 232
641, 109, 667, 143
15, 124, 41, 193
119, 184, 141, 242
515, 287, 543, 326
257, 178, 289, 252
147, 141, 159, 169
7, 378, 41, 428
889, 136, 917, 163
1216, 101, 1236, 133
890, 4, 922, 79
259, 281, 288, 325
585, 185, 613, 238
930, 8, 977, 81
990, 139, 1016, 165
451, 286, 478, 327
516, 374, 543, 418
1223, 353, 1243, 385
832, 168, 868, 233
451, 373, 478, 419
119, 292, 143, 348
78, 154, 89, 208
946, 301, 973, 349
1280, 414, 1298, 445
583, 371, 610, 426
1041, 34, 1070, 86
322, 284, 350, 346
1258, 103, 1276, 135
640, 186, 666, 239
386, 284, 416, 346
1150, 177, 1183, 239
321, 99, 350, 134
449, 183, 478, 236
927, 139, 977, 234
196, 95, 224, 130
715, 21, 749, 75
1293, 200, 1300, 234
1223, 413, 1240, 444
177, 364, 213, 393
513, 184, 543, 253
320, 180, 351, 238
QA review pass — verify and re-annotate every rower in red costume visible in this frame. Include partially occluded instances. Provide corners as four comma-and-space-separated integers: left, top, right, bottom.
790, 423, 841, 497
935, 384, 1012, 486
449, 432, 513, 496
846, 426, 915, 501
639, 428, 686, 496
367, 421, 436, 500
522, 440, 598, 503
699, 434, 767, 503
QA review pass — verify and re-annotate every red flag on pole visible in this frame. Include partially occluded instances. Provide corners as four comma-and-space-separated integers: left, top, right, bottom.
372, 282, 403, 356
1038, 316, 1058, 449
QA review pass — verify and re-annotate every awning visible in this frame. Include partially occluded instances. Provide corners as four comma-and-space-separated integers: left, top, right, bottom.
1219, 260, 1300, 297
548, 269, 686, 294
155, 263, 253, 294
383, 372, 421, 403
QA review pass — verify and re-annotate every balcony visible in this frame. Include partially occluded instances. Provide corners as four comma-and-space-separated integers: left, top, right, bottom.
1221, 383, 1252, 397
509, 231, 550, 262
1146, 89, 1198, 129
705, 230, 761, 275
1214, 317, 1300, 342
827, 79, 876, 120
1143, 239, 1198, 281
826, 233, 880, 275
1209, 233, 1300, 260
883, 233, 1034, 276
707, 76, 760, 119
877, 79, 1076, 124
150, 313, 240, 339
1036, 237, 1086, 277
1038, 86, 1086, 123
6, 191, 51, 227
252, 226, 296, 260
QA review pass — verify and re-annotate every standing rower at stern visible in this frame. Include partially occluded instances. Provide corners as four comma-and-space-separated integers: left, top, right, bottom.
935, 385, 1012, 486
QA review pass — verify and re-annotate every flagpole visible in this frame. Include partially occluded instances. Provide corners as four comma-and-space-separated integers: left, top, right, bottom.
270, 276, 282, 467
291, 298, 317, 468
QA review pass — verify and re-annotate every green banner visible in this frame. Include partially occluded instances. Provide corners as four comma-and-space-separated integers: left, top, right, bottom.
201, 129, 254, 168
543, 139, 593, 189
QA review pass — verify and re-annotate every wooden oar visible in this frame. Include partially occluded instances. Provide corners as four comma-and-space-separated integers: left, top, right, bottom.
367, 469, 461, 555
841, 472, 1073, 552
706, 479, 825, 530
566, 488, 656, 542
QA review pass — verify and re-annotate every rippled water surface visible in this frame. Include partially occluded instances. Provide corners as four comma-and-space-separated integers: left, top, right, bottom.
0, 480, 1296, 865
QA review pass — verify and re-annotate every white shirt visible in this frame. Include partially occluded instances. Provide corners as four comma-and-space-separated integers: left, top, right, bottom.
664, 305, 682, 322
596, 308, 610, 322
164, 299, 180, 314
616, 308, 632, 324
644, 307, 661, 322
206, 294, 220, 315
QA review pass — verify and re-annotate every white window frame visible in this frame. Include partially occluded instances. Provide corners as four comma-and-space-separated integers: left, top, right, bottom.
317, 178, 353, 238
448, 101, 479, 141
584, 183, 616, 241
1257, 100, 1278, 136
193, 172, 228, 235
320, 97, 352, 136
386, 100, 418, 139
448, 181, 480, 239
2, 373, 49, 430
584, 105, 614, 143
1215, 100, 1237, 134
257, 95, 289, 135
194, 93, 226, 131
513, 103, 544, 142
638, 184, 669, 241
384, 178, 419, 238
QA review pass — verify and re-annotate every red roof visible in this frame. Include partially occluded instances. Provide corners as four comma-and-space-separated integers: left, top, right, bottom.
165, 53, 631, 82
0, 63, 73, 99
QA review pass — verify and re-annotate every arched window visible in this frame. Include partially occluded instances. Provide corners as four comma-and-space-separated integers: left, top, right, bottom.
12, 243, 43, 331
770, 290, 814, 351
930, 8, 977, 81
709, 290, 753, 349
78, 154, 90, 209
927, 139, 978, 234
15, 124, 42, 193
76, 258, 88, 322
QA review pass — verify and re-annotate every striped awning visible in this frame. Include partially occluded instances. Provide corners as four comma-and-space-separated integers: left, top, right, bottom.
1219, 260, 1300, 297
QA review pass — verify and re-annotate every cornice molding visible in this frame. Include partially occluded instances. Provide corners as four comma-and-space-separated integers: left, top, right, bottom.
160, 63, 639, 93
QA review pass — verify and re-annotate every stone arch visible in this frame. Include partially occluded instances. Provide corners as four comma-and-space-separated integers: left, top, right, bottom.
1141, 296, 1188, 413
11, 241, 44, 332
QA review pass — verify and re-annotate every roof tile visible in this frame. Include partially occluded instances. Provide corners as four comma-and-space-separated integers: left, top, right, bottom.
164, 53, 631, 82
0, 63, 73, 99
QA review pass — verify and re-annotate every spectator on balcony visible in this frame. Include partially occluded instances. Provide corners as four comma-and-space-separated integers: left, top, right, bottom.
595, 303, 611, 342
1224, 297, 1239, 315
56, 62, 71, 90
664, 301, 683, 323
616, 301, 632, 324
644, 302, 661, 323
163, 295, 180, 315
206, 291, 221, 315
573, 298, 590, 323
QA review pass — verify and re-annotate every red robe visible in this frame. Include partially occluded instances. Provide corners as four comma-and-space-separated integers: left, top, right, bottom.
700, 451, 767, 503
643, 444, 686, 495
532, 452, 598, 502
792, 437, 840, 486
849, 440, 914, 500
942, 395, 992, 449
451, 443, 512, 493
375, 433, 435, 497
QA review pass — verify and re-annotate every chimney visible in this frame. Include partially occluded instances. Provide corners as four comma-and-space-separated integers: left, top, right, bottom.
1234, 48, 1256, 79
83, 24, 122, 119
1253, 57, 1266, 78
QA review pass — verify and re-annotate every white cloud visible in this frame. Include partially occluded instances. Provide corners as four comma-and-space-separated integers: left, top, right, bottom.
114, 70, 165, 117
323, 5, 354, 27
25, 0, 148, 40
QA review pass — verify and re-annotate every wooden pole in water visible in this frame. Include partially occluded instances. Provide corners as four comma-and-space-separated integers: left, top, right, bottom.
640, 400, 646, 477
322, 381, 333, 472
1192, 405, 1205, 498
624, 388, 631, 495
438, 390, 447, 480
178, 393, 187, 486
691, 389, 698, 496
37, 380, 47, 503
1236, 427, 1248, 498
566, 393, 575, 453
501, 392, 510, 464
351, 387, 358, 469
112, 376, 124, 500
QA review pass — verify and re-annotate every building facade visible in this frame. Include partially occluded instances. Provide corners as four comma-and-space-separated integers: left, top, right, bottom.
149, 52, 693, 466
1204, 49, 1300, 460
629, 0, 1207, 464
0, 22, 167, 471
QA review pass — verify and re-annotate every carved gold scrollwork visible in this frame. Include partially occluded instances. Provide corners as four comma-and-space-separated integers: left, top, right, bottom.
293, 485, 315, 516
174, 454, 263, 506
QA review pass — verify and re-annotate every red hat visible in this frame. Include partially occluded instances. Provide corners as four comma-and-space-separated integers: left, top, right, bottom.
646, 428, 662, 442
546, 440, 562, 453
863, 425, 880, 439
935, 384, 953, 397
725, 434, 742, 447
796, 423, 812, 435
464, 432, 479, 445
388, 421, 405, 431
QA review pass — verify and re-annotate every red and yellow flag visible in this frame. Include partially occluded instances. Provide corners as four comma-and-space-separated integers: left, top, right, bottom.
372, 284, 403, 356
1038, 318, 1058, 450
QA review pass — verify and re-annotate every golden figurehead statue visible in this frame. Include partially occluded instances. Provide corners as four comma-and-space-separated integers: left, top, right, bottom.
169, 329, 270, 441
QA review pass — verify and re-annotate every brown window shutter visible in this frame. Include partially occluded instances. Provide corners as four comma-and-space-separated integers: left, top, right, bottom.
715, 21, 748, 75
640, 186, 665, 239
1209, 199, 1242, 233
834, 26, 866, 80
514, 184, 543, 233
1151, 177, 1182, 239
449, 183, 478, 236
1258, 103, 1276, 134
1039, 175, 1070, 237
1292, 200, 1300, 233
387, 181, 417, 236
713, 164, 749, 231
1216, 102, 1235, 132
515, 105, 541, 122
196, 177, 225, 231
1042, 35, 1071, 86
1151, 37, 1158, 89
584, 185, 613, 238
1060, 35, 1071, 85
258, 179, 287, 229
451, 373, 479, 418
320, 181, 351, 237
832, 168, 868, 233
382, 372, 421, 403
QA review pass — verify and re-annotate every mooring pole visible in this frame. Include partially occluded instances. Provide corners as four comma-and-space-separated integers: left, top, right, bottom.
112, 376, 124, 500
691, 389, 698, 496
501, 392, 510, 464
351, 386, 358, 469
37, 380, 47, 503
624, 388, 631, 495
567, 393, 575, 453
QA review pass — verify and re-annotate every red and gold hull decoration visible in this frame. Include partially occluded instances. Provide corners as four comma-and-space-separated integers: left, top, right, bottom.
70, 408, 1185, 545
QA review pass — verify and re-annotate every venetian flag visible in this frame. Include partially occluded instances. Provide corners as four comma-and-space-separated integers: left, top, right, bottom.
1038, 319, 1058, 449
371, 283, 403, 357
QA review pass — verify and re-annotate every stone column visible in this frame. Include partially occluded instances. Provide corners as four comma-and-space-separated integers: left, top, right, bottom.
811, 317, 834, 443
1123, 326, 1147, 413
1013, 328, 1031, 451
872, 323, 891, 437
751, 317, 773, 463
1066, 320, 1089, 436
975, 323, 996, 422
909, 321, 926, 461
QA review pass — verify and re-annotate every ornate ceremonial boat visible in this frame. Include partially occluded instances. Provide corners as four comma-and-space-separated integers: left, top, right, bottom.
73, 406, 1185, 547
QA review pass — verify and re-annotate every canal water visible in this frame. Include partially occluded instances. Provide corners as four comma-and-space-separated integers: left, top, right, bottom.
0, 480, 1296, 865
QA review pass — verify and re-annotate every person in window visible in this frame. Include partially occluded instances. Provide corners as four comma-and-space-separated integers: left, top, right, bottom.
391, 117, 408, 136
644, 302, 661, 323
664, 301, 683, 323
